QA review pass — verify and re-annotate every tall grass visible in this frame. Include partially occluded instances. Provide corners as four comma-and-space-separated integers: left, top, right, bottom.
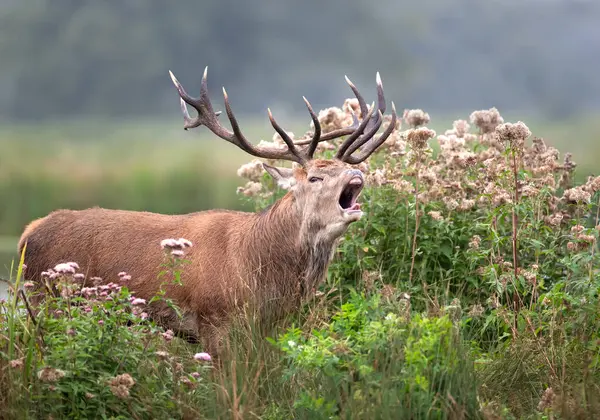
2, 110, 600, 418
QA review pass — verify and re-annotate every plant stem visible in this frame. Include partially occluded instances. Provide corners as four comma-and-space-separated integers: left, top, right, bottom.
409, 160, 421, 285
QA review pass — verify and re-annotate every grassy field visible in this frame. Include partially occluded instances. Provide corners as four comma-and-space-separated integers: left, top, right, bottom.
2, 108, 600, 418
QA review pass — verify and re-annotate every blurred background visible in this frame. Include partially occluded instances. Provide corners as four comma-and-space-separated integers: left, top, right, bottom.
1, 0, 600, 287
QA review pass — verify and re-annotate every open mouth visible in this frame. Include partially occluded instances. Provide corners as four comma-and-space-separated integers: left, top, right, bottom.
339, 176, 364, 213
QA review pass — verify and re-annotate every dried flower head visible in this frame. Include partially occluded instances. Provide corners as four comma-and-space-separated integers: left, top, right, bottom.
9, 358, 24, 369
469, 108, 504, 134
406, 127, 436, 150
537, 387, 556, 412
37, 367, 66, 383
162, 329, 175, 342
403, 109, 431, 128
108, 374, 136, 400
237, 159, 265, 182
428, 211, 443, 221
495, 121, 531, 151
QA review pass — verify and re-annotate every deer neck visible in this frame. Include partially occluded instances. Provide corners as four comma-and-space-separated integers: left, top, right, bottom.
249, 193, 338, 294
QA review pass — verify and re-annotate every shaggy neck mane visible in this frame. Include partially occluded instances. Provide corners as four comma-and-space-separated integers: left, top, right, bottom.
244, 192, 337, 297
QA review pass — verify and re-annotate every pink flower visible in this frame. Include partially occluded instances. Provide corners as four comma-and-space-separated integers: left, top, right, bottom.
131, 298, 146, 305
162, 329, 174, 342
193, 352, 211, 362
98, 320, 104, 326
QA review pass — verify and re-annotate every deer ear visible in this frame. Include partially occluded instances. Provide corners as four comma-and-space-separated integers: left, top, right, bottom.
262, 163, 297, 189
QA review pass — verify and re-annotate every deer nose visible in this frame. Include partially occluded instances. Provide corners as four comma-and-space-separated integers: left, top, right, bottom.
346, 169, 364, 178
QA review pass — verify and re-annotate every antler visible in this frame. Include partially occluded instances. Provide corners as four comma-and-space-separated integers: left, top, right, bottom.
169, 67, 397, 166
295, 72, 398, 164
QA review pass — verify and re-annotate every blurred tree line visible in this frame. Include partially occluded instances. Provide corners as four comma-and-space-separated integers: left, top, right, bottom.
0, 0, 599, 122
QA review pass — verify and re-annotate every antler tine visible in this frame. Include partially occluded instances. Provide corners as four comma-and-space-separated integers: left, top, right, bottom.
343, 109, 384, 157
169, 68, 228, 137
169, 67, 306, 164
342, 102, 398, 164
301, 96, 322, 159
334, 102, 376, 159
267, 108, 306, 164
293, 73, 386, 149
344, 75, 369, 121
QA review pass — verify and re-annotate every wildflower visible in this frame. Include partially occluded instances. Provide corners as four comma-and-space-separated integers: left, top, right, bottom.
452, 119, 471, 137
85, 392, 95, 399
67, 328, 76, 336
537, 387, 555, 412
571, 224, 584, 234
108, 373, 135, 399
469, 108, 504, 134
140, 312, 149, 320
98, 320, 105, 326
193, 352, 212, 362
54, 262, 79, 274
155, 351, 169, 360
468, 304, 484, 318
406, 127, 436, 150
469, 235, 481, 250
162, 329, 175, 342
9, 358, 24, 369
84, 306, 92, 313
23, 281, 35, 290
562, 186, 592, 204
316, 106, 349, 132
287, 340, 297, 348
546, 213, 564, 227
237, 159, 265, 182
91, 276, 103, 286
37, 367, 66, 383
237, 181, 264, 196
131, 298, 146, 305
428, 211, 443, 221
171, 249, 185, 258
191, 372, 201, 379
403, 109, 431, 128
118, 271, 127, 277
496, 121, 531, 150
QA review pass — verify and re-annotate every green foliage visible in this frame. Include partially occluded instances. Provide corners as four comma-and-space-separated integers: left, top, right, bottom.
273, 291, 479, 419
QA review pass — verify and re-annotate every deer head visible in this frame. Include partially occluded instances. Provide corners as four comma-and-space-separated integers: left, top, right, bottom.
168, 67, 397, 243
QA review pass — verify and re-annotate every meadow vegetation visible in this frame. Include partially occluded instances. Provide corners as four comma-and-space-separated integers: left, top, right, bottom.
1, 105, 600, 419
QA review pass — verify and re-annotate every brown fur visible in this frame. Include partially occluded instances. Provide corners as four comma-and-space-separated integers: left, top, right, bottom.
18, 159, 365, 353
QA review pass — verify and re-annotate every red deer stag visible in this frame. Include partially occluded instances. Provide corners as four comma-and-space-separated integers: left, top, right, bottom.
18, 67, 397, 353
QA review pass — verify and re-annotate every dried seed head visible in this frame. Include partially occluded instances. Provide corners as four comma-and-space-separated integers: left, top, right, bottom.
428, 211, 443, 221
406, 127, 436, 149
37, 367, 66, 383
236, 159, 265, 182
403, 109, 431, 128
495, 121, 531, 150
469, 108, 504, 134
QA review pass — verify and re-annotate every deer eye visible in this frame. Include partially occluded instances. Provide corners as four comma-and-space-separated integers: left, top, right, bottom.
308, 176, 323, 183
